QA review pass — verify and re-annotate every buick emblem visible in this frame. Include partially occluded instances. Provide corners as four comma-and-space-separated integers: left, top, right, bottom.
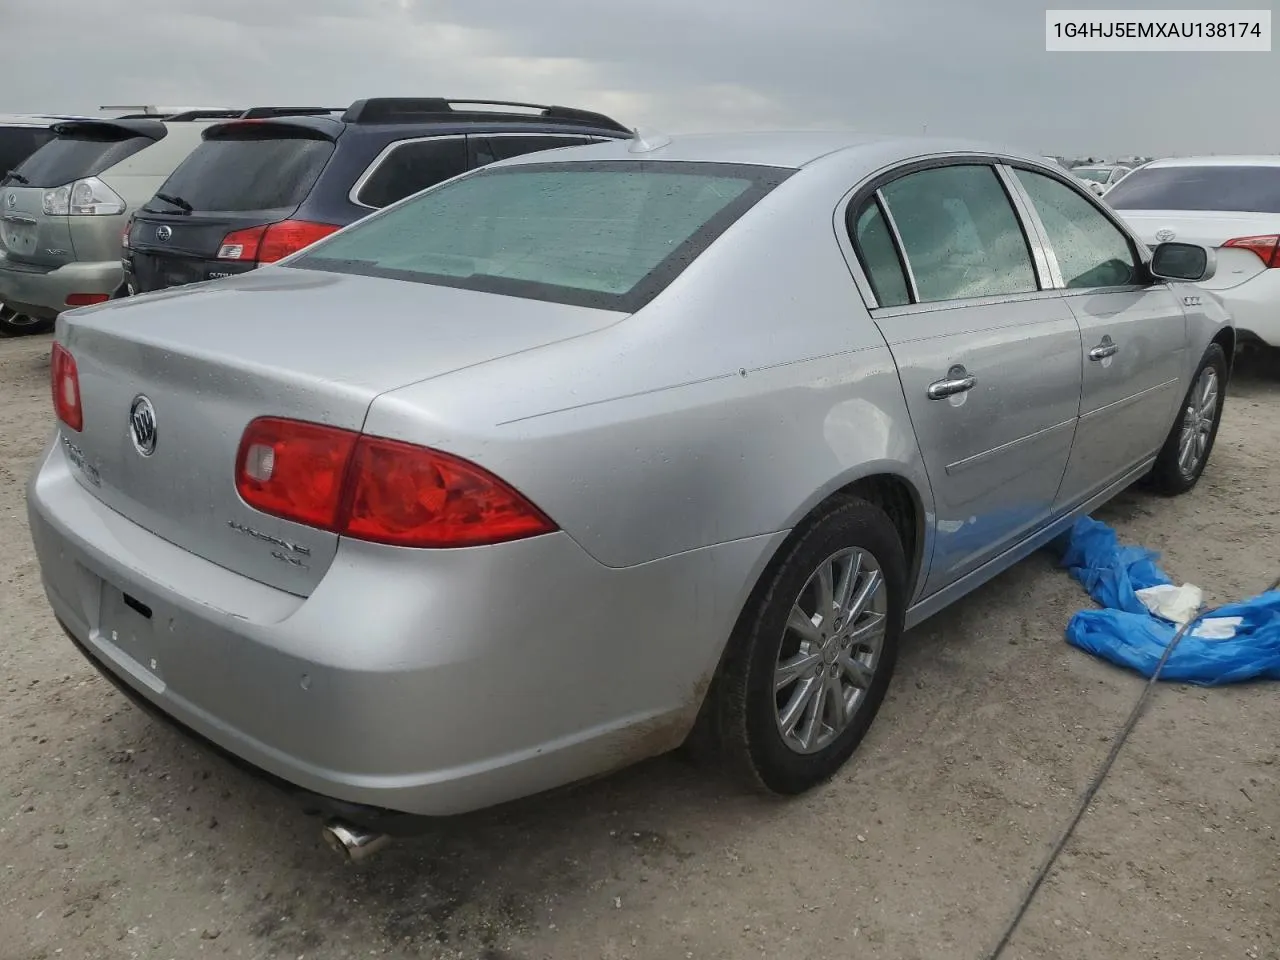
4, 193, 14, 209
129, 395, 158, 457
1154, 228, 1176, 243
155, 225, 173, 242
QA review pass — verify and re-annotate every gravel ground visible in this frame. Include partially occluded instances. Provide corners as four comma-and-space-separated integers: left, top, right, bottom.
2, 331, 1277, 960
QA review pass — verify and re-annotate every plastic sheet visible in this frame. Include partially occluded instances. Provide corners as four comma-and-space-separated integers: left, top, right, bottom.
1056, 516, 1280, 685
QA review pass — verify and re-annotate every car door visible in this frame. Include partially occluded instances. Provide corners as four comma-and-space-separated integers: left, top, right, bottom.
851, 161, 1083, 595
1008, 166, 1187, 506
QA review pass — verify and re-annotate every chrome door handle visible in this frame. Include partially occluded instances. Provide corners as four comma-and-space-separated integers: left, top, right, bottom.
927, 365, 977, 400
1089, 336, 1119, 361
0, 213, 36, 225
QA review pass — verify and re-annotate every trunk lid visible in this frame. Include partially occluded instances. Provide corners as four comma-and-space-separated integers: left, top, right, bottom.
1118, 209, 1280, 290
60, 266, 623, 595
0, 183, 75, 270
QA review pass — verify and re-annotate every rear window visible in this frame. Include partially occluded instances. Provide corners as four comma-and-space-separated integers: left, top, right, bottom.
1105, 165, 1280, 213
0, 126, 56, 181
144, 136, 335, 213
12, 133, 154, 188
291, 161, 791, 311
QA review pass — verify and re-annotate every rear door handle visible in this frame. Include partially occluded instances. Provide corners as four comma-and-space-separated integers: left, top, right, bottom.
927, 365, 977, 401
0, 213, 36, 225
1089, 336, 1119, 361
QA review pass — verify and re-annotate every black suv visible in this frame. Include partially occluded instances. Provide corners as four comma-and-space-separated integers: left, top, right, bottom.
122, 98, 631, 295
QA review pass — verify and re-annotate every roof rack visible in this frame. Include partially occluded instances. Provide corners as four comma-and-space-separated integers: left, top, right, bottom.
238, 106, 345, 120
339, 98, 629, 133
163, 109, 250, 122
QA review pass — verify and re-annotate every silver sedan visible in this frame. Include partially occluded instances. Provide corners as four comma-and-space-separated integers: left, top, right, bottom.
28, 132, 1232, 846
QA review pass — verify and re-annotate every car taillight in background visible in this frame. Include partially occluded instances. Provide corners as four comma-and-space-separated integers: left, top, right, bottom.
65, 294, 110, 307
1223, 235, 1280, 268
217, 220, 340, 265
50, 343, 83, 432
42, 177, 126, 217
121, 215, 134, 251
234, 417, 558, 548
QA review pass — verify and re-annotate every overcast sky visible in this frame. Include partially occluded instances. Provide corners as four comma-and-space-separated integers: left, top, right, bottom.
2, 0, 1275, 157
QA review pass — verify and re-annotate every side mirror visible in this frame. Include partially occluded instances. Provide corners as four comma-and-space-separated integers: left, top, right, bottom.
1150, 241, 1216, 283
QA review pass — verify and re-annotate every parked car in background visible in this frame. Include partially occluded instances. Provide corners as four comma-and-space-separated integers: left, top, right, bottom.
29, 132, 1232, 851
1071, 163, 1131, 196
1107, 156, 1280, 349
120, 98, 632, 297
0, 110, 247, 334
0, 115, 64, 335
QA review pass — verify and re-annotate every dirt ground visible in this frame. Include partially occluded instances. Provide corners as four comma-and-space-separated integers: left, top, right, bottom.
1, 330, 1277, 960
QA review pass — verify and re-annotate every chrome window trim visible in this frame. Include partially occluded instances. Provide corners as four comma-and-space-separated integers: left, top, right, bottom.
997, 163, 1064, 289
874, 188, 919, 304
347, 134, 468, 209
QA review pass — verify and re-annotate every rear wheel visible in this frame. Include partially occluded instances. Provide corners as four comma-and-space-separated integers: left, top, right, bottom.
0, 304, 52, 337
705, 497, 906, 794
1148, 342, 1227, 495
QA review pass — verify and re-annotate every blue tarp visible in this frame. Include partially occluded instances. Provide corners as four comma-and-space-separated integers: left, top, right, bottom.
1056, 516, 1280, 685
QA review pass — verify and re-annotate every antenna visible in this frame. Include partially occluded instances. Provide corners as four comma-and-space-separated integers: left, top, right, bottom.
628, 127, 672, 154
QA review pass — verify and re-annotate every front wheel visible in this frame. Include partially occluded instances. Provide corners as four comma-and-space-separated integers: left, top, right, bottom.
1147, 342, 1227, 495
706, 497, 906, 795
0, 304, 52, 338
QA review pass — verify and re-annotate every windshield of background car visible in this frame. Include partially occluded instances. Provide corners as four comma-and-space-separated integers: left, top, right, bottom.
1073, 168, 1109, 183
9, 132, 154, 188
143, 134, 335, 213
1104, 165, 1280, 213
290, 160, 793, 311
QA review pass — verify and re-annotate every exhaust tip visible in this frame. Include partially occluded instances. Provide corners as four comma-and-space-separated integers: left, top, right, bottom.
322, 820, 390, 862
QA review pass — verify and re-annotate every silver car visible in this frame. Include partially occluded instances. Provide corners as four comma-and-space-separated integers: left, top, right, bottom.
28, 132, 1231, 847
0, 113, 235, 331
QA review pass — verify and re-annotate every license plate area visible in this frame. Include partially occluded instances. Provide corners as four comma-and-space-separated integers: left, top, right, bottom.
94, 582, 164, 686
1, 220, 36, 255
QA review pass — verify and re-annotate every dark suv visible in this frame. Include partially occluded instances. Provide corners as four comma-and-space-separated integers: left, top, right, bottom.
122, 98, 632, 295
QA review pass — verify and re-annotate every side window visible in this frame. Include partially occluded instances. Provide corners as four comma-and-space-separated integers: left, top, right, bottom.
472, 135, 596, 167
877, 165, 1038, 303
1014, 170, 1137, 289
851, 199, 910, 307
356, 138, 468, 208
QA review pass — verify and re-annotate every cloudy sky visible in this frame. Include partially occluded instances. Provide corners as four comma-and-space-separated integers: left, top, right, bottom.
2, 0, 1275, 157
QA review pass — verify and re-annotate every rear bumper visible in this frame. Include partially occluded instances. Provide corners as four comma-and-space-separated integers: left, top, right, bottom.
0, 258, 123, 318
1215, 270, 1280, 347
27, 436, 773, 817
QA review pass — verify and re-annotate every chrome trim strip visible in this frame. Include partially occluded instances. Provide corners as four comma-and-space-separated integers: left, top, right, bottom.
1078, 377, 1178, 422
875, 188, 919, 304
944, 417, 1076, 476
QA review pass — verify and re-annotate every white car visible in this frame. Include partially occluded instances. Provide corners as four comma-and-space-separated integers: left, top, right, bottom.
1106, 156, 1280, 347
1072, 164, 1131, 196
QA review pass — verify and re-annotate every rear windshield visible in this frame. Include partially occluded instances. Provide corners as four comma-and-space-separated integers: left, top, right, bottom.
144, 135, 335, 214
0, 127, 57, 182
1106, 165, 1280, 213
11, 133, 154, 188
290, 161, 791, 311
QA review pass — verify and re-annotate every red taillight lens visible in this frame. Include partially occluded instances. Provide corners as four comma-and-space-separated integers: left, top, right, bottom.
1223, 234, 1280, 268
234, 417, 557, 548
65, 293, 110, 306
50, 343, 83, 432
234, 418, 358, 531
216, 225, 267, 261
217, 220, 338, 264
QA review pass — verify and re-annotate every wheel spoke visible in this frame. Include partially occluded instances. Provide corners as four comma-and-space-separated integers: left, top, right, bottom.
778, 676, 819, 736
839, 652, 875, 689
847, 569, 883, 622
1178, 430, 1196, 471
798, 677, 827, 750
786, 604, 821, 645
775, 650, 822, 692
834, 552, 862, 617
815, 562, 836, 624
846, 611, 886, 649
1199, 373, 1217, 412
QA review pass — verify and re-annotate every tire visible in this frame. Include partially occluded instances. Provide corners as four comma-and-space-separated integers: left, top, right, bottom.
704, 496, 907, 794
1148, 342, 1227, 495
0, 304, 53, 338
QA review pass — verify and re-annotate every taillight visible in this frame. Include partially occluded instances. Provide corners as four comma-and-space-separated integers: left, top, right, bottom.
217, 220, 339, 264
121, 216, 133, 250
50, 343, 83, 432
234, 417, 557, 548
1222, 235, 1280, 268
65, 293, 109, 307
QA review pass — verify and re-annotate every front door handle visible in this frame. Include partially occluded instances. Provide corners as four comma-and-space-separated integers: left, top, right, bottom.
927, 364, 977, 401
1089, 335, 1119, 361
